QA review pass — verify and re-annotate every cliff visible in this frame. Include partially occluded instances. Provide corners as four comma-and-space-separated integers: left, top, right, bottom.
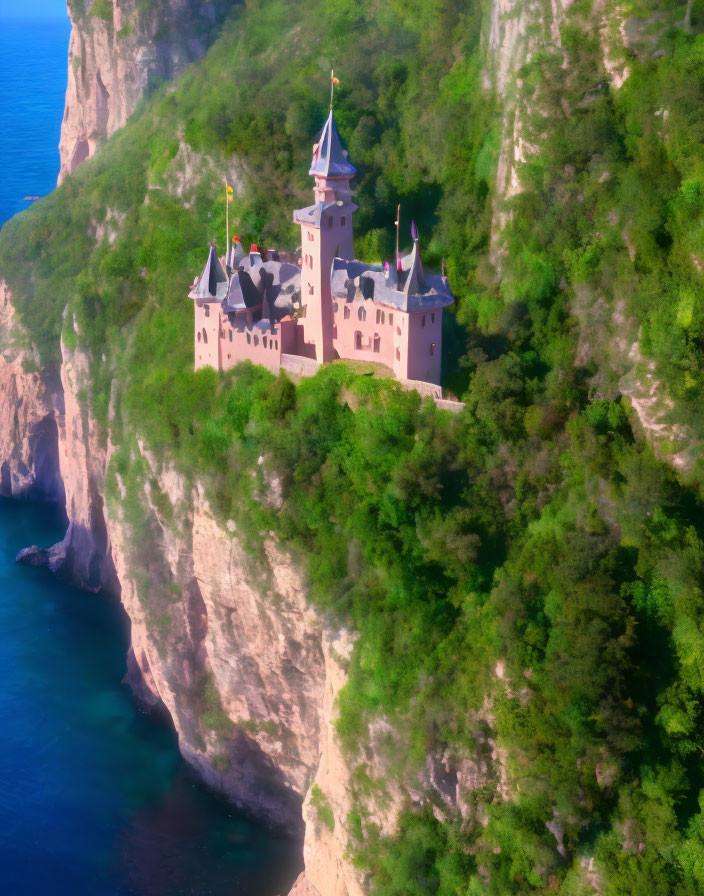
58, 0, 238, 183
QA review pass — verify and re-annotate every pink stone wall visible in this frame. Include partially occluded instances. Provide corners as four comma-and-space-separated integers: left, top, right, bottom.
405, 309, 442, 384
195, 302, 221, 370
220, 318, 284, 375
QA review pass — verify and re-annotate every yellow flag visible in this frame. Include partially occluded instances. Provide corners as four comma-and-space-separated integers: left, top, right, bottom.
332, 75, 340, 86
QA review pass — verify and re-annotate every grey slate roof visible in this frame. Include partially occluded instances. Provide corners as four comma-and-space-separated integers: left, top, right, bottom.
309, 110, 357, 179
190, 244, 228, 301
293, 200, 338, 228
222, 256, 301, 320
330, 246, 454, 313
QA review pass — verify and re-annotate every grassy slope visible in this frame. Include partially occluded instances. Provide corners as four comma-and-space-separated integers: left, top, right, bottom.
5, 0, 704, 893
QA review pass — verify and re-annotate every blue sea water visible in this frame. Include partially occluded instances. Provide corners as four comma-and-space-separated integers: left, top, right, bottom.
0, 17, 301, 896
0, 18, 70, 227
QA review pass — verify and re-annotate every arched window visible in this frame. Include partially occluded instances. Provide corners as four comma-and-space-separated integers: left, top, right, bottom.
422, 315, 426, 328
254, 336, 259, 346
376, 309, 384, 324
197, 332, 202, 343
373, 334, 381, 353
358, 306, 366, 321
429, 343, 435, 356
204, 305, 210, 317
246, 333, 251, 344
355, 331, 362, 350
202, 328, 208, 344
263, 336, 268, 348
344, 306, 350, 320
396, 347, 400, 362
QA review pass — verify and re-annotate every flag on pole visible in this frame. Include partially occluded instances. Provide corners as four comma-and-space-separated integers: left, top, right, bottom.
226, 184, 234, 202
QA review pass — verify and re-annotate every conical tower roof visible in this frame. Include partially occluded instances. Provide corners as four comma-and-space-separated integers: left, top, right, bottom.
404, 233, 425, 296
194, 244, 227, 299
309, 110, 357, 179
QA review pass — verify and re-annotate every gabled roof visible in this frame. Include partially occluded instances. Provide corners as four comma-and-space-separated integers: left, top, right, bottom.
309, 110, 357, 179
190, 244, 227, 301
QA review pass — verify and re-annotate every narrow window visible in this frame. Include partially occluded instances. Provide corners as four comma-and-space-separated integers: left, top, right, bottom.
430, 343, 435, 356
275, 340, 278, 350
202, 328, 208, 344
197, 332, 202, 343
254, 336, 259, 346
396, 347, 400, 361
341, 216, 345, 226
373, 334, 381, 353
396, 326, 401, 336
308, 231, 314, 241
246, 333, 251, 344
389, 313, 393, 326
358, 306, 366, 321
422, 315, 426, 328
355, 331, 362, 350
204, 305, 210, 317
431, 313, 435, 324
308, 283, 314, 295
263, 336, 268, 348
333, 302, 338, 313
328, 217, 333, 228
229, 330, 232, 342
344, 306, 350, 320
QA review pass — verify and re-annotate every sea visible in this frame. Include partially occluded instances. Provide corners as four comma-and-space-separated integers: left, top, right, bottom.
0, 18, 300, 896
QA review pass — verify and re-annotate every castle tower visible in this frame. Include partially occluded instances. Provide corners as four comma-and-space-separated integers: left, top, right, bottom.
293, 110, 357, 362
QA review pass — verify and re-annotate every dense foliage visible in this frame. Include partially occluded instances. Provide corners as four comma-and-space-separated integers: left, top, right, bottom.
4, 0, 704, 892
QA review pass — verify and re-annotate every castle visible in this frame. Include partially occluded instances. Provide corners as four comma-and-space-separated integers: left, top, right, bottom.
190, 109, 454, 386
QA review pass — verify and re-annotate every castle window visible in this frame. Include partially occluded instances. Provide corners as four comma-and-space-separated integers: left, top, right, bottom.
333, 302, 338, 313
430, 343, 435, 356
341, 216, 345, 226
422, 315, 426, 328
396, 326, 401, 336
308, 231, 314, 241
308, 283, 314, 295
373, 334, 381, 353
396, 347, 400, 362
263, 336, 268, 348
229, 330, 233, 342
204, 305, 210, 317
254, 336, 259, 346
355, 331, 362, 350
328, 217, 333, 228
358, 306, 366, 322
389, 314, 393, 326
344, 306, 350, 320
431, 313, 435, 323
197, 332, 202, 343
376, 309, 384, 325
275, 340, 278, 350
202, 328, 208, 344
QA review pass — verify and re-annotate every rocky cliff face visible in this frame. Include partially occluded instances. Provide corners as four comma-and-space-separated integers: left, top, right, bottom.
58, 0, 238, 183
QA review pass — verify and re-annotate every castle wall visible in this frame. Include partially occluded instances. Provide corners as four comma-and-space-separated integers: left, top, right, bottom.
404, 309, 443, 384
195, 301, 221, 370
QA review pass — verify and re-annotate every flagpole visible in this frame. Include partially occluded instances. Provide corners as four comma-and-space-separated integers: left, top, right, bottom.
396, 203, 401, 270
330, 69, 335, 110
225, 180, 230, 255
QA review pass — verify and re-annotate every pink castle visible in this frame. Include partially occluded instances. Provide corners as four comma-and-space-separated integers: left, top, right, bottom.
190, 109, 454, 386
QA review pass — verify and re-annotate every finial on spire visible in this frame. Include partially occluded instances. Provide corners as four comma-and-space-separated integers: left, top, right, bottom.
330, 68, 340, 110
411, 220, 419, 243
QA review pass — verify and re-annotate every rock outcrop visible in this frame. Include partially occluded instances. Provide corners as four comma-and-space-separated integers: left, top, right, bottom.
58, 0, 239, 183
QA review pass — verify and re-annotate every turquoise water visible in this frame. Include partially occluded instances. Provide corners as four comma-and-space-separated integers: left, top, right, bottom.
0, 16, 301, 896
0, 503, 301, 896
0, 18, 69, 227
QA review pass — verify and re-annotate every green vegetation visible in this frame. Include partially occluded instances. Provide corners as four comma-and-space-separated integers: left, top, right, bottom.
4, 0, 704, 892
310, 784, 335, 832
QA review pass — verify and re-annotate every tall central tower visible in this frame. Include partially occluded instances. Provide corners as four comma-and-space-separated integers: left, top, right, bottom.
293, 110, 357, 362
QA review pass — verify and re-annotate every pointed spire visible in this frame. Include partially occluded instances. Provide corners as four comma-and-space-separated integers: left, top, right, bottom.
411, 220, 419, 242
404, 237, 425, 296
194, 243, 227, 299
309, 110, 357, 179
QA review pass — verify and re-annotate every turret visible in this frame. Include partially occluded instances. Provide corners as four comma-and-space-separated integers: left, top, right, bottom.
293, 109, 358, 362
